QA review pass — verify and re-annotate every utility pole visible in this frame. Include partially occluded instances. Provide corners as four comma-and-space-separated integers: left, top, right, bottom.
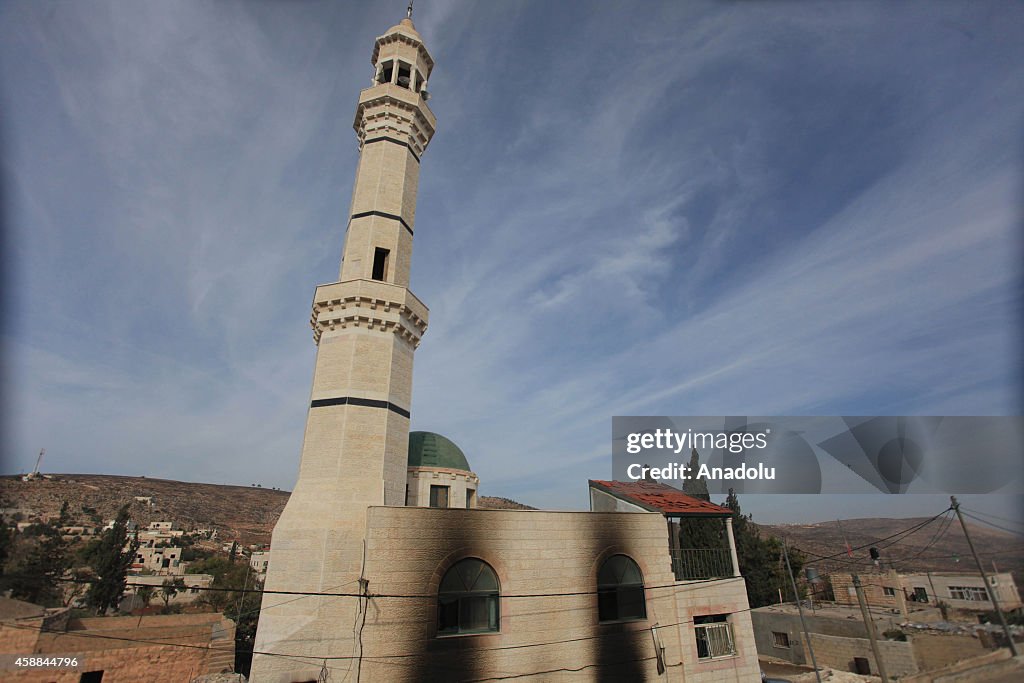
852, 573, 890, 683
951, 496, 1018, 656
783, 540, 822, 683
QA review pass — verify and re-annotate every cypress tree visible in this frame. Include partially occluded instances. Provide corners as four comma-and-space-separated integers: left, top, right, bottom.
85, 504, 139, 615
678, 449, 724, 551
724, 488, 804, 608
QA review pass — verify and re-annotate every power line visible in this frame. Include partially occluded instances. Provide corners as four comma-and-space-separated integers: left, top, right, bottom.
960, 511, 1024, 537
961, 507, 1024, 527
56, 572, 746, 601
12, 581, 764, 663
794, 508, 951, 565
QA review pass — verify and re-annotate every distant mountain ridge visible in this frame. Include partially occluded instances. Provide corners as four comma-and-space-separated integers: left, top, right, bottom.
1, 475, 1018, 584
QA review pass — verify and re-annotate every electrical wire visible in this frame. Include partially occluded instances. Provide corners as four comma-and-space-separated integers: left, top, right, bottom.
793, 507, 952, 566
961, 508, 1024, 527
960, 511, 1024, 537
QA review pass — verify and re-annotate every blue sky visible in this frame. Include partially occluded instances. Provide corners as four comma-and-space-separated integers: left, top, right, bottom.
2, 1, 1022, 526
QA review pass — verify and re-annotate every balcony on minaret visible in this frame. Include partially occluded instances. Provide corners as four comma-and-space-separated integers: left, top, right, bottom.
355, 17, 437, 158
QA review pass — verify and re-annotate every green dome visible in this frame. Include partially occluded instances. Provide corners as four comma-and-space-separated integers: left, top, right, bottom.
408, 431, 471, 471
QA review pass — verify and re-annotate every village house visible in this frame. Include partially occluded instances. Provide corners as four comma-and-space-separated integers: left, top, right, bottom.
828, 570, 1022, 615
132, 546, 184, 575
249, 551, 271, 576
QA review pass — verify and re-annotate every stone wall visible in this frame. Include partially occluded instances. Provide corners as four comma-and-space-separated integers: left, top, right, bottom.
910, 632, 989, 672
0, 612, 235, 683
807, 632, 918, 678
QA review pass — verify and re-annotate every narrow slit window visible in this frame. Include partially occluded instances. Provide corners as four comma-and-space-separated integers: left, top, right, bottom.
378, 60, 394, 85
414, 70, 424, 92
372, 247, 389, 281
397, 62, 412, 89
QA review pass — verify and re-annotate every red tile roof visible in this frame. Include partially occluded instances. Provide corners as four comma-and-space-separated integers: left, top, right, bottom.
589, 479, 733, 516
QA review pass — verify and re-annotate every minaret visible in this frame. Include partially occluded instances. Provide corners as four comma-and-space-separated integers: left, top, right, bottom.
250, 15, 435, 682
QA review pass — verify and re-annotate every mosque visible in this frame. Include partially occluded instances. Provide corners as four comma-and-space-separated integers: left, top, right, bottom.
250, 11, 760, 683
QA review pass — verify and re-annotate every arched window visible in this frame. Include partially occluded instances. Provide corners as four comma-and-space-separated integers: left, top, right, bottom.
597, 554, 646, 622
437, 558, 500, 635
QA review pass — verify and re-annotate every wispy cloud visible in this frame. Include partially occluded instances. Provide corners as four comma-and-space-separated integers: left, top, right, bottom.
2, 1, 1021, 524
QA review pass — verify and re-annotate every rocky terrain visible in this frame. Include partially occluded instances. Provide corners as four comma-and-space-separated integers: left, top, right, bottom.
0, 474, 533, 545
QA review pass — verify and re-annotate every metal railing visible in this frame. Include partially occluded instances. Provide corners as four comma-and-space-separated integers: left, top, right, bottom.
671, 548, 734, 581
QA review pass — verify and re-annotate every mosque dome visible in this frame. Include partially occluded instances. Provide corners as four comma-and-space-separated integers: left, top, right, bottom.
408, 431, 471, 471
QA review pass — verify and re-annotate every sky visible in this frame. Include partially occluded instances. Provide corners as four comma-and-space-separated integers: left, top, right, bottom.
1, 1, 1022, 529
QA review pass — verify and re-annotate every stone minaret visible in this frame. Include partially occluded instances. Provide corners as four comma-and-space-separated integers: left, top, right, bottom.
250, 16, 435, 683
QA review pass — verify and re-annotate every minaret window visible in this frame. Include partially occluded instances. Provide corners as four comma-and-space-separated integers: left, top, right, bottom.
396, 62, 412, 89
414, 70, 424, 92
372, 247, 390, 281
378, 60, 395, 85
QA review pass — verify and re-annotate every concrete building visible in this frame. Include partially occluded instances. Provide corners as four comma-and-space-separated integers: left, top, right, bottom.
120, 573, 216, 609
250, 550, 271, 576
251, 12, 759, 683
133, 546, 184, 575
751, 602, 1004, 678
829, 570, 1022, 613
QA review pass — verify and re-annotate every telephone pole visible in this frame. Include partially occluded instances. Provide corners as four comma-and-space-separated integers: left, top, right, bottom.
783, 540, 822, 683
950, 496, 1018, 656
852, 573, 890, 683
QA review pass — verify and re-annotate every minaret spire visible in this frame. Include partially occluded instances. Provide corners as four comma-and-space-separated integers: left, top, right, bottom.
407, 0, 414, 20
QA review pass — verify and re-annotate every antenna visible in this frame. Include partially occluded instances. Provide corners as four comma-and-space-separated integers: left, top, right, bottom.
407, 1, 414, 20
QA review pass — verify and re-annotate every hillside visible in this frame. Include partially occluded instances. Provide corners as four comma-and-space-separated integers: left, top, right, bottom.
0, 474, 290, 545
762, 516, 1024, 583
0, 474, 533, 545
2, 475, 1017, 582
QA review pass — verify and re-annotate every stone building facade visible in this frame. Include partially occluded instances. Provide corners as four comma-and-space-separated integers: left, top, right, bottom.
250, 13, 760, 683
829, 569, 1022, 613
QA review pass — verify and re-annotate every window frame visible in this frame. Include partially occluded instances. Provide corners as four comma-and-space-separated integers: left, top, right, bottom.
429, 485, 449, 508
597, 554, 647, 623
771, 630, 791, 649
949, 585, 988, 601
694, 614, 737, 660
436, 558, 501, 637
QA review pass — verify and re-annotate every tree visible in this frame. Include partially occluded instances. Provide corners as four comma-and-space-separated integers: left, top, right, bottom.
136, 585, 154, 608
63, 568, 95, 608
85, 504, 139, 615
724, 488, 804, 608
2, 502, 72, 606
678, 449, 725, 551
0, 518, 12, 577
159, 577, 186, 612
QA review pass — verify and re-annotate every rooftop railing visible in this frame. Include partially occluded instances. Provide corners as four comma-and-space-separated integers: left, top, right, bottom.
671, 548, 734, 581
